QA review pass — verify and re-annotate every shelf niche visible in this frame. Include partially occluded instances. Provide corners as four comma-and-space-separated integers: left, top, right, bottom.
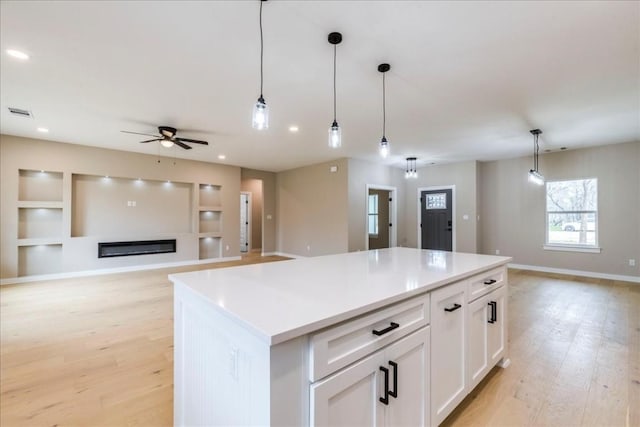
199, 237, 222, 260
199, 184, 222, 208
199, 210, 222, 234
19, 170, 63, 202
18, 244, 63, 277
18, 207, 63, 240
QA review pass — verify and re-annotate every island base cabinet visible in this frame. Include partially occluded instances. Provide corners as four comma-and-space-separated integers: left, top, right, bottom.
430, 280, 467, 427
311, 327, 430, 427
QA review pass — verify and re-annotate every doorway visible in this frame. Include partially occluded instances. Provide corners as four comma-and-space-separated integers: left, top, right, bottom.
365, 185, 397, 250
240, 192, 251, 253
418, 186, 455, 251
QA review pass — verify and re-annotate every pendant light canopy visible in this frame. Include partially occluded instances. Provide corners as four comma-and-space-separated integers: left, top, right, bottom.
328, 32, 343, 148
378, 63, 391, 158
528, 129, 544, 185
405, 157, 418, 179
252, 0, 269, 130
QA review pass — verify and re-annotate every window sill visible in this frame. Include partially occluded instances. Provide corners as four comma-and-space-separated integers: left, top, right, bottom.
543, 245, 601, 254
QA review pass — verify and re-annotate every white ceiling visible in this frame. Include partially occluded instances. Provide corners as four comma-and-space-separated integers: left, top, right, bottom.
1, 1, 638, 172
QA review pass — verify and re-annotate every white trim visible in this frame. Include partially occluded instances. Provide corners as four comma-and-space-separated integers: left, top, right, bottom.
261, 251, 305, 259
543, 245, 602, 253
0, 256, 242, 286
365, 184, 398, 250
417, 185, 456, 251
508, 263, 639, 284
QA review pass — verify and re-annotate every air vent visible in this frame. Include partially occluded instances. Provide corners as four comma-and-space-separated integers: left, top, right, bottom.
8, 107, 33, 118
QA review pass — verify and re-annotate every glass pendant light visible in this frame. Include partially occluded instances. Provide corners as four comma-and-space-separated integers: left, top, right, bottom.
378, 63, 391, 158
405, 157, 418, 179
528, 129, 544, 185
328, 32, 342, 148
252, 0, 269, 130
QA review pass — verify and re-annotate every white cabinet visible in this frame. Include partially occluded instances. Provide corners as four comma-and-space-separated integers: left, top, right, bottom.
468, 283, 507, 389
430, 280, 467, 426
311, 327, 430, 427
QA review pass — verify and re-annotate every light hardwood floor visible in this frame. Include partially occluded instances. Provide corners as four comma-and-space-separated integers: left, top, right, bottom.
1, 262, 638, 426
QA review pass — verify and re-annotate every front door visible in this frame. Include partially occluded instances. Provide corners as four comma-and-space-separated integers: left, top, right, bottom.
421, 189, 452, 251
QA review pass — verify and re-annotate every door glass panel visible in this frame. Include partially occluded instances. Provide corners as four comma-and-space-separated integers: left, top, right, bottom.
426, 193, 447, 210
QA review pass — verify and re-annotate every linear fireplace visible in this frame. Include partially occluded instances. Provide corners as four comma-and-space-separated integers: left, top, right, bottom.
98, 239, 177, 258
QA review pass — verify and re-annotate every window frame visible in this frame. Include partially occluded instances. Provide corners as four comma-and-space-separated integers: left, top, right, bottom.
544, 177, 600, 253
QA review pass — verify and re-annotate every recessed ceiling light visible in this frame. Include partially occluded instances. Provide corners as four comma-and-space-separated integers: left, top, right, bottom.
37, 127, 49, 133
218, 154, 226, 160
6, 49, 29, 60
289, 125, 299, 133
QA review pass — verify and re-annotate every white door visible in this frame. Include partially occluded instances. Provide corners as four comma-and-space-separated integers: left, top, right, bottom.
430, 281, 467, 426
488, 286, 507, 365
240, 193, 250, 253
384, 327, 430, 427
467, 294, 490, 389
310, 350, 384, 427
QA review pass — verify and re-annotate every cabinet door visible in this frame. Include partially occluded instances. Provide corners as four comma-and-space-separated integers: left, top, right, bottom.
310, 350, 384, 427
430, 281, 467, 426
384, 327, 430, 427
488, 285, 506, 365
467, 294, 490, 389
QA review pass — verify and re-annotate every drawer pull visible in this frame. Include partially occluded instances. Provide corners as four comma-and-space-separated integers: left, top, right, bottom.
372, 322, 400, 336
379, 366, 389, 405
444, 303, 462, 313
483, 279, 497, 285
388, 361, 398, 399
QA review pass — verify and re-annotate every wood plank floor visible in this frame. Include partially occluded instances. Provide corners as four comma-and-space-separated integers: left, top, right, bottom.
1, 262, 638, 426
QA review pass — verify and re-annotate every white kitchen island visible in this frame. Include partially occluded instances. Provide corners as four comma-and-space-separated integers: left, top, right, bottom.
170, 247, 512, 426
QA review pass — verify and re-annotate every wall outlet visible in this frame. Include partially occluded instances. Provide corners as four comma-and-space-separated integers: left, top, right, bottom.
225, 245, 230, 251
306, 245, 311, 252
267, 214, 272, 220
463, 214, 469, 220
495, 249, 500, 255
630, 259, 636, 267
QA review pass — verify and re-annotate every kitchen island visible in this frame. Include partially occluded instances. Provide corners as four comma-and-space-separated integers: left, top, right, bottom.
170, 247, 512, 426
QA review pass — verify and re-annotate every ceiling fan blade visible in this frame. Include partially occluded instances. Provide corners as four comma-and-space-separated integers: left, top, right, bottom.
175, 137, 209, 145
174, 140, 193, 150
121, 130, 160, 138
140, 138, 163, 143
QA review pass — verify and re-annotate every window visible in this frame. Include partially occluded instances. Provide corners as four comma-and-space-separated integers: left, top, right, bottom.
368, 194, 378, 236
546, 178, 598, 250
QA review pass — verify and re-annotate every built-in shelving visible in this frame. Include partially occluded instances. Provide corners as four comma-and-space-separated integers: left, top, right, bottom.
198, 184, 223, 260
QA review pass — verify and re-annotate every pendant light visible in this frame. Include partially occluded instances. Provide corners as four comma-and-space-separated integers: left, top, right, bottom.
528, 129, 544, 185
378, 63, 391, 158
405, 157, 418, 179
252, 0, 269, 130
328, 32, 343, 148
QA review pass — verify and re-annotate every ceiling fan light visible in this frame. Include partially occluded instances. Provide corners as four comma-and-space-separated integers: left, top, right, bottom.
161, 139, 174, 148
328, 121, 341, 148
528, 169, 544, 185
252, 97, 269, 130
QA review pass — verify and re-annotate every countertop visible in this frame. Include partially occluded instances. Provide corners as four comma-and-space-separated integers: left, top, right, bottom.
169, 247, 512, 345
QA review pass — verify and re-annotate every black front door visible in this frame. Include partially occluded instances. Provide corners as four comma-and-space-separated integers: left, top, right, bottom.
421, 189, 453, 251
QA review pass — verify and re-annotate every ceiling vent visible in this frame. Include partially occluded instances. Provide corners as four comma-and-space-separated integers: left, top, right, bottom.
8, 107, 33, 118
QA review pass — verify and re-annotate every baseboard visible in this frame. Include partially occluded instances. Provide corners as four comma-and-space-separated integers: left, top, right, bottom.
261, 251, 306, 259
0, 256, 242, 286
508, 263, 640, 284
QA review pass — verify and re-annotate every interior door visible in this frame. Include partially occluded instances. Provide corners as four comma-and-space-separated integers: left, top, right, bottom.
369, 189, 390, 250
421, 189, 452, 251
240, 193, 249, 253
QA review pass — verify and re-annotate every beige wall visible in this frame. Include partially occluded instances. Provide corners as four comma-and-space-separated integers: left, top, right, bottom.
241, 168, 276, 253
403, 161, 479, 253
479, 141, 640, 277
347, 158, 406, 251
276, 159, 349, 256
1, 135, 241, 279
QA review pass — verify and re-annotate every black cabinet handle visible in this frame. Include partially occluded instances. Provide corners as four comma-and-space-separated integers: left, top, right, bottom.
488, 301, 497, 323
372, 322, 400, 336
484, 279, 497, 285
379, 366, 389, 405
444, 303, 462, 312
388, 361, 398, 398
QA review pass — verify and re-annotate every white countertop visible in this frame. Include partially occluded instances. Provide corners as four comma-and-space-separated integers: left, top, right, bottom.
169, 247, 511, 345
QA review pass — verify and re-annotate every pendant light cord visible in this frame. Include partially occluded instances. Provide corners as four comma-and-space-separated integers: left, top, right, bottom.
259, 0, 264, 98
533, 133, 539, 171
333, 44, 337, 122
382, 72, 386, 138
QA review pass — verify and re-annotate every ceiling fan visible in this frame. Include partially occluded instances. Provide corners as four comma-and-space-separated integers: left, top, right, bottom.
121, 126, 209, 150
